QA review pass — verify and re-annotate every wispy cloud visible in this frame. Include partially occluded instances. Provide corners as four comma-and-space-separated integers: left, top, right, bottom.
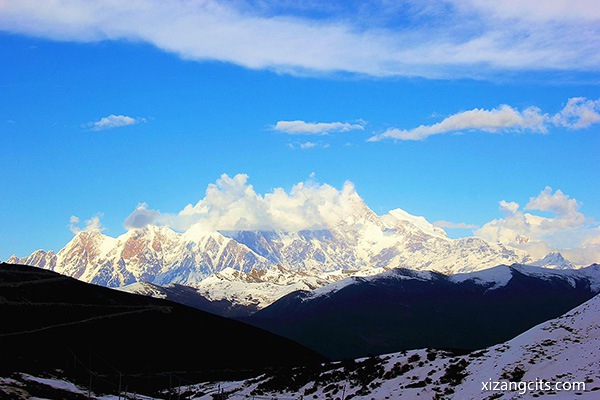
69, 214, 105, 234
433, 220, 478, 230
84, 114, 144, 131
0, 1, 598, 79
286, 141, 330, 150
368, 97, 600, 141
299, 141, 317, 149
274, 120, 365, 135
551, 97, 600, 128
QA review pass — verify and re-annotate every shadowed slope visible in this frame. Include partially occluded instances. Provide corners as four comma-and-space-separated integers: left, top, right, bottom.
0, 263, 326, 394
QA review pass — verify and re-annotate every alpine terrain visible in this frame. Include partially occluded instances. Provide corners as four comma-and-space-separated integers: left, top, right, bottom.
7, 195, 534, 308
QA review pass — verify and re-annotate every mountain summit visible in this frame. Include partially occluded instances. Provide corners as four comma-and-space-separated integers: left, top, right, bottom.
529, 251, 574, 269
8, 201, 533, 306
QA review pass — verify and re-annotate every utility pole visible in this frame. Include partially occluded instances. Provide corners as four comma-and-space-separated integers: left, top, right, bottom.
118, 372, 122, 400
88, 349, 92, 400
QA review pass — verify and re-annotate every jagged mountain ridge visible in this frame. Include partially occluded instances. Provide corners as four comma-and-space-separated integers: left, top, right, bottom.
530, 251, 574, 269
8, 203, 530, 294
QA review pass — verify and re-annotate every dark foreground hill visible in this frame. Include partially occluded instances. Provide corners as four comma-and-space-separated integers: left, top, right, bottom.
247, 264, 600, 360
0, 263, 326, 395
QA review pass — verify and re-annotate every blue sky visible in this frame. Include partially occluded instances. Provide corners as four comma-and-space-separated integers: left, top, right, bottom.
1, 1, 599, 264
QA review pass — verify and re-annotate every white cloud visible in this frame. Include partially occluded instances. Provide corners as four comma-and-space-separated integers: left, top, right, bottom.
69, 214, 105, 234
524, 186, 585, 229
499, 200, 520, 215
123, 203, 163, 230
551, 97, 600, 129
124, 173, 365, 232
475, 187, 599, 264
68, 215, 80, 234
274, 120, 365, 135
122, 176, 600, 265
85, 114, 144, 131
286, 141, 329, 150
299, 141, 317, 149
453, 0, 600, 23
369, 97, 600, 141
0, 1, 598, 79
433, 220, 478, 229
369, 105, 547, 141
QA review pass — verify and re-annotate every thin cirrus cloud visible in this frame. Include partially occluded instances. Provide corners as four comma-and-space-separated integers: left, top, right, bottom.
433, 221, 478, 230
274, 120, 365, 135
68, 214, 105, 234
286, 141, 330, 150
0, 1, 598, 79
84, 114, 145, 131
368, 97, 600, 141
299, 141, 317, 150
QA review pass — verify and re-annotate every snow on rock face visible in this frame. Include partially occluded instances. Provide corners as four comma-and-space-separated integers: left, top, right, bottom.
8, 203, 533, 305
450, 264, 514, 289
384, 208, 448, 239
0, 373, 161, 400
530, 251, 575, 269
182, 294, 600, 399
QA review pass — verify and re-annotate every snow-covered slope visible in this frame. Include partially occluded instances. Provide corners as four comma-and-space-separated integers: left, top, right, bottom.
8, 226, 270, 288
529, 251, 575, 269
306, 263, 600, 300
182, 293, 600, 399
0, 373, 161, 400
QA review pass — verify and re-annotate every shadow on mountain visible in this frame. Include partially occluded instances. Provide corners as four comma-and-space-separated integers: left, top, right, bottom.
246, 265, 599, 360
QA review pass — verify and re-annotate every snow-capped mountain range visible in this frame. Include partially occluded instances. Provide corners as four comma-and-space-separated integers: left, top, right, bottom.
6, 201, 565, 308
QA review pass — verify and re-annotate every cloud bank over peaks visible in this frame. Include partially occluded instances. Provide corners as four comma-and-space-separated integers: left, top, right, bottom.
475, 186, 599, 264
107, 178, 600, 265
124, 174, 367, 233
369, 97, 600, 141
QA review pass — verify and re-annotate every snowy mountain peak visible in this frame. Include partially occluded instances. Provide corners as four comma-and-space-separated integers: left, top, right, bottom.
530, 251, 574, 269
383, 208, 448, 239
10, 203, 533, 304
